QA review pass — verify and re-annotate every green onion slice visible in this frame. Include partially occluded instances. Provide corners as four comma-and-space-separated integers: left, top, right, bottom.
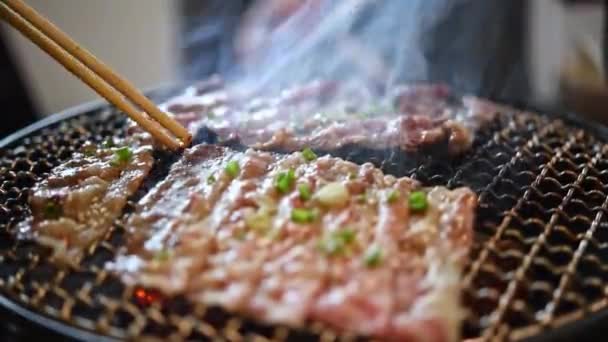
225, 161, 240, 178
409, 191, 428, 212
363, 245, 383, 267
291, 208, 317, 223
301, 147, 317, 161
298, 183, 312, 201
276, 169, 296, 193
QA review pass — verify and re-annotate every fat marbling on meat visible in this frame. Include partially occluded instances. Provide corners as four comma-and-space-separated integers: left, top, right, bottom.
158, 77, 506, 157
19, 137, 154, 263
110, 144, 476, 341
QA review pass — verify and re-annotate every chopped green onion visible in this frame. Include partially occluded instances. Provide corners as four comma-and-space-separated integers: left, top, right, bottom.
298, 183, 312, 201
336, 229, 356, 244
301, 147, 317, 162
276, 169, 296, 193
112, 147, 133, 165
287, 169, 295, 181
363, 246, 383, 267
348, 172, 357, 180
409, 191, 428, 212
387, 190, 399, 204
291, 208, 317, 224
43, 201, 62, 219
154, 250, 171, 261
103, 138, 115, 148
318, 229, 356, 256
314, 182, 349, 207
225, 161, 240, 178
207, 174, 216, 184
245, 210, 271, 233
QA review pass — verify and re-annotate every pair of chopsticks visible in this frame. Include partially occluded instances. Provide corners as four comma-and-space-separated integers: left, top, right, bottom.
0, 0, 191, 150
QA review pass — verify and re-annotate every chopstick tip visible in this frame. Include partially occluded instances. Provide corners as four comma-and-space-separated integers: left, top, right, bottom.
180, 134, 193, 149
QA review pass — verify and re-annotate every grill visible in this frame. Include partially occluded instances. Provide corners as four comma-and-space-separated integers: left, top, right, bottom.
1, 91, 608, 341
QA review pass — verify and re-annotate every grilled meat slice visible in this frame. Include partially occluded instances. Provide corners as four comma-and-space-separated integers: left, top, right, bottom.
111, 145, 476, 341
157, 77, 503, 157
20, 138, 154, 263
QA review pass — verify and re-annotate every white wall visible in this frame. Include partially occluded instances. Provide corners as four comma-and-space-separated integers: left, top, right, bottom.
1, 0, 180, 116
529, 1, 604, 105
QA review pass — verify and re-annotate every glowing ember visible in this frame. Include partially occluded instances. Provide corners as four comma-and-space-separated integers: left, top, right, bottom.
134, 287, 162, 306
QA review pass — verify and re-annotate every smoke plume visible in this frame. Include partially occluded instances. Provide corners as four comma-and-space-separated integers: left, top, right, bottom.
182, 0, 528, 101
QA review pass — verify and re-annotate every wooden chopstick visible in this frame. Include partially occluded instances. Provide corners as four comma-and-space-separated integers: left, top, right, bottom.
4, 0, 192, 146
0, 0, 191, 150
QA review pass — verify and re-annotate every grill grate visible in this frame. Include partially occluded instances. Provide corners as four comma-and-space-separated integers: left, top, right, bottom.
1, 101, 608, 341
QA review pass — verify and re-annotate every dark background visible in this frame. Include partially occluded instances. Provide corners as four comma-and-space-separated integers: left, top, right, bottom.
0, 31, 37, 138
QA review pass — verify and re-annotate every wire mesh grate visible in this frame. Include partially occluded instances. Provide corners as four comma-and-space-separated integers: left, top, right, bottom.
0, 103, 608, 341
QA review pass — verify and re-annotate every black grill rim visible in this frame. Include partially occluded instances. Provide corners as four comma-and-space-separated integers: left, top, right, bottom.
0, 289, 118, 342
1, 88, 608, 341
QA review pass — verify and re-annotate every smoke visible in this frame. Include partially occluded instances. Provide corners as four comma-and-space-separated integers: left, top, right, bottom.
181, 0, 529, 101
231, 0, 432, 93
179, 0, 247, 81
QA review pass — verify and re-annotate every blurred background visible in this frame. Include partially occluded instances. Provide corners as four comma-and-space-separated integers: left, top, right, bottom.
0, 0, 606, 138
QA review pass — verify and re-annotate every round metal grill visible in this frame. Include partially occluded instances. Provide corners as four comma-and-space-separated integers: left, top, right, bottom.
0, 98, 608, 341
